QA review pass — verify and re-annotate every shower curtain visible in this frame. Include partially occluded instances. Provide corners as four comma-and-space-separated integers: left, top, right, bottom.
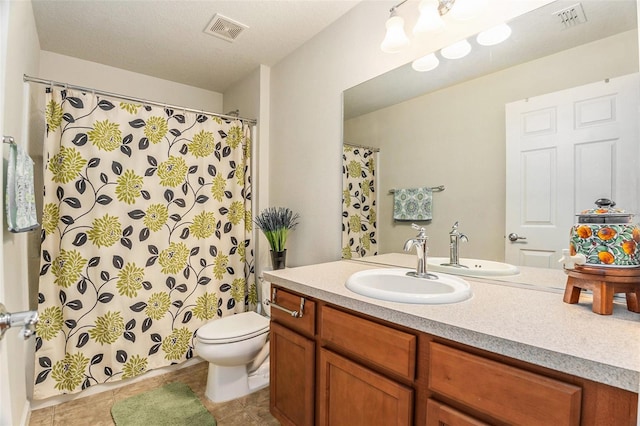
33, 87, 256, 399
342, 145, 377, 259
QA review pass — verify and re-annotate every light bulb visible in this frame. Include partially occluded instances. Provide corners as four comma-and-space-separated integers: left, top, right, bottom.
449, 0, 487, 21
477, 23, 512, 46
380, 14, 410, 53
440, 39, 471, 59
412, 53, 440, 72
413, 0, 445, 34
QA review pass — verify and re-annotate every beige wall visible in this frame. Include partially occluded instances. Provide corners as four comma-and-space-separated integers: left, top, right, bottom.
344, 30, 639, 261
269, 0, 554, 267
2, 1, 41, 424
39, 51, 224, 111
223, 65, 273, 276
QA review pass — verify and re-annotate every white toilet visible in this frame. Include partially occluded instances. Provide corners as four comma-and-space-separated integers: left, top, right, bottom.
195, 310, 270, 403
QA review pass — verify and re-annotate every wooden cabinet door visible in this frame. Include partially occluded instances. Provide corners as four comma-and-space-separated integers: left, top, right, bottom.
426, 399, 489, 426
270, 321, 315, 426
318, 348, 413, 426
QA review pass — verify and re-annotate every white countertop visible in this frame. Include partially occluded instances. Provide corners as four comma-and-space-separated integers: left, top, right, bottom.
263, 253, 640, 393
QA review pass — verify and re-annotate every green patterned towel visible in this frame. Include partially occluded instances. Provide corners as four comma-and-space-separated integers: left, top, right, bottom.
5, 143, 39, 232
393, 187, 433, 221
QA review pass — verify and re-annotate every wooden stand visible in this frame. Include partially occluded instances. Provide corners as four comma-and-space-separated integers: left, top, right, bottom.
563, 265, 640, 315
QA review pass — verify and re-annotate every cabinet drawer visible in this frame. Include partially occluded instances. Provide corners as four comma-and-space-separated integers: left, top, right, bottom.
429, 342, 582, 425
270, 286, 315, 337
426, 398, 489, 426
320, 305, 416, 380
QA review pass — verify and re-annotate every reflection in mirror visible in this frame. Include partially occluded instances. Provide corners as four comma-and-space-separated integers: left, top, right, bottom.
342, 144, 379, 259
343, 0, 638, 268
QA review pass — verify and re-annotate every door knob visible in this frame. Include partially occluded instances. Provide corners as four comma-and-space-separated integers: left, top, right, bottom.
507, 233, 527, 242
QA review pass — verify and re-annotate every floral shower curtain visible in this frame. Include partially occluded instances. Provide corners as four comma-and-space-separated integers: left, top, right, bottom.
33, 87, 256, 399
342, 145, 377, 259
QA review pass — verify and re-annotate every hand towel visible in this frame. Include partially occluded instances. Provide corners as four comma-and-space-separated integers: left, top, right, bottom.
393, 187, 433, 221
6, 143, 39, 232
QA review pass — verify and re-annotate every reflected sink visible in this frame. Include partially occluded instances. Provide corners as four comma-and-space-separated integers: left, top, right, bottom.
427, 257, 519, 277
345, 268, 472, 304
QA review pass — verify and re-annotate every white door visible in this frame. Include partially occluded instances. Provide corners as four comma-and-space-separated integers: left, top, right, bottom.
505, 74, 640, 268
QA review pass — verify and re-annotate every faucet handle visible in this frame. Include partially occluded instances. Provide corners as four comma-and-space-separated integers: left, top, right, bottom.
411, 223, 428, 239
411, 223, 423, 231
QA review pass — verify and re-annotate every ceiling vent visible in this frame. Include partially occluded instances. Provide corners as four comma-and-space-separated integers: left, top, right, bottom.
204, 14, 248, 42
553, 3, 588, 29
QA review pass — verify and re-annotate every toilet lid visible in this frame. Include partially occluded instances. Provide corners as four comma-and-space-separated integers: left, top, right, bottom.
196, 311, 269, 343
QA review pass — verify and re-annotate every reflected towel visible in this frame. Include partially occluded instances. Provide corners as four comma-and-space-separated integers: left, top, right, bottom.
6, 143, 39, 232
393, 187, 433, 221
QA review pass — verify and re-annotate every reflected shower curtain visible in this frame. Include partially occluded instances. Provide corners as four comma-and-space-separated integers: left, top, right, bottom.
34, 88, 256, 399
342, 145, 377, 259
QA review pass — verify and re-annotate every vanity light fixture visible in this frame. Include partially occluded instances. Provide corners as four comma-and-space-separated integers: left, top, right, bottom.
380, 8, 411, 53
412, 52, 440, 72
413, 0, 446, 34
440, 39, 472, 59
476, 23, 512, 46
381, 0, 486, 53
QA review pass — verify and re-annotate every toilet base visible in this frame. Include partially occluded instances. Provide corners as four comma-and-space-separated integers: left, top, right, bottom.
204, 359, 269, 403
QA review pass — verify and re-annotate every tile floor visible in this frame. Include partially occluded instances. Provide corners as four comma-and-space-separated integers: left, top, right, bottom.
28, 361, 279, 426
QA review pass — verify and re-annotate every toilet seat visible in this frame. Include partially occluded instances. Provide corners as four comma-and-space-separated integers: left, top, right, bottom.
196, 311, 269, 344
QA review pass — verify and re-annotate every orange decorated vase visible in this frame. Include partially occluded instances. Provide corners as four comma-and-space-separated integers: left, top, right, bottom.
570, 199, 640, 267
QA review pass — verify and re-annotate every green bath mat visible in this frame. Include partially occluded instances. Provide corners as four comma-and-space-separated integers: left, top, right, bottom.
111, 381, 216, 426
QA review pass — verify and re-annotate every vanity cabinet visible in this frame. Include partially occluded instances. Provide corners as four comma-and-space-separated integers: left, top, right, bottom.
318, 305, 416, 425
270, 288, 316, 426
269, 285, 638, 426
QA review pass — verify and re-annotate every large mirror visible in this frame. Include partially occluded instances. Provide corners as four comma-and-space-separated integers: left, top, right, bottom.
343, 0, 638, 268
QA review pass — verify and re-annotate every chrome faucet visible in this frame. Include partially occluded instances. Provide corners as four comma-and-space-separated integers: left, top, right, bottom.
404, 224, 437, 279
442, 221, 468, 268
0, 303, 38, 341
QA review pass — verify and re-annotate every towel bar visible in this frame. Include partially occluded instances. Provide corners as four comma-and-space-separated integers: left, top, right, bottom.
3, 136, 15, 145
389, 185, 444, 194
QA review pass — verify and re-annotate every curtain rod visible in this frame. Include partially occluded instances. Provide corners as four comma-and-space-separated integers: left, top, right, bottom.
344, 142, 380, 153
23, 75, 257, 125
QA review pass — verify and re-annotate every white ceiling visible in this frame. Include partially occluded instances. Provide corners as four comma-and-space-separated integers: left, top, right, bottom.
31, 0, 361, 93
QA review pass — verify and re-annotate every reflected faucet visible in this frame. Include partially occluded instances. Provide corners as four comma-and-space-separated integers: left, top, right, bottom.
404, 224, 438, 279
441, 221, 469, 268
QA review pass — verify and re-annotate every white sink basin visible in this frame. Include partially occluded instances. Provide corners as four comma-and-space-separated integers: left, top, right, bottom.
345, 268, 472, 304
426, 257, 519, 277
